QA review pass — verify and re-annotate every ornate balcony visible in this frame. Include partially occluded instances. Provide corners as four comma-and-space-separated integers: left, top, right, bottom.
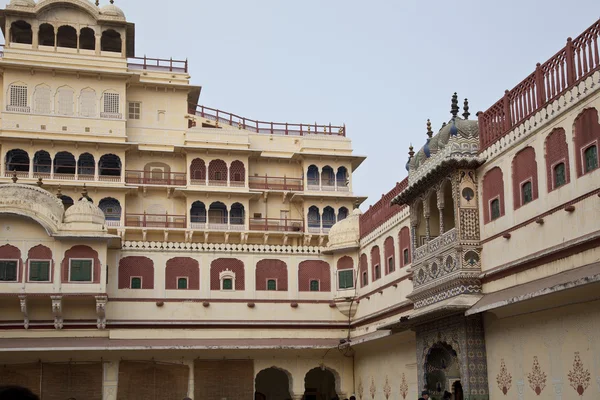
413, 228, 458, 262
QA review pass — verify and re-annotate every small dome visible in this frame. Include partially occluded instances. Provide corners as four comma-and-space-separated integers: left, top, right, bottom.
100, 3, 125, 18
9, 0, 36, 6
64, 197, 105, 225
326, 208, 361, 252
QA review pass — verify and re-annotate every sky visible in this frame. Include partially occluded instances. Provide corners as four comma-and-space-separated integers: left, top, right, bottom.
6, 0, 598, 208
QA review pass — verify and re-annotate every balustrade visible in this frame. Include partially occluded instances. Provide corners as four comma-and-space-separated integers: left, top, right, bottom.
413, 228, 458, 262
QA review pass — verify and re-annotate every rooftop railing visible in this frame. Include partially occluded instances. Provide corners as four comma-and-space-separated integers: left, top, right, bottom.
190, 105, 346, 136
478, 18, 600, 151
127, 56, 188, 73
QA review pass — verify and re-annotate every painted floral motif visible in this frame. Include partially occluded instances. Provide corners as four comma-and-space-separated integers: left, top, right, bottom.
568, 352, 591, 396
527, 356, 547, 396
383, 375, 391, 399
496, 358, 512, 395
399, 372, 409, 399
357, 378, 364, 400
369, 376, 376, 399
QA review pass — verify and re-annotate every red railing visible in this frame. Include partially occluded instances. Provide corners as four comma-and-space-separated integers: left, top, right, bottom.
249, 218, 304, 232
248, 176, 303, 191
127, 56, 188, 73
359, 178, 408, 239
125, 213, 186, 228
125, 170, 186, 186
479, 19, 600, 151
190, 105, 346, 136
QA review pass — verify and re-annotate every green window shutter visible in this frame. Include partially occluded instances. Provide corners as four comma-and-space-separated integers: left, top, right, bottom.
131, 277, 141, 289
267, 279, 276, 291
70, 260, 92, 282
388, 257, 394, 273
554, 163, 566, 188
585, 145, 598, 172
338, 270, 353, 289
30, 261, 50, 281
0, 261, 18, 281
310, 280, 319, 292
177, 277, 188, 289
403, 249, 409, 265
222, 278, 232, 290
491, 199, 501, 220
522, 182, 533, 204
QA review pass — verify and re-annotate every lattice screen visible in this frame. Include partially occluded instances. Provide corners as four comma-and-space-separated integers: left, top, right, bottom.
194, 359, 253, 400
208, 159, 227, 181
190, 158, 206, 180
41, 362, 102, 400
229, 160, 246, 182
79, 88, 97, 117
117, 361, 189, 400
9, 85, 27, 107
34, 85, 51, 114
0, 363, 41, 397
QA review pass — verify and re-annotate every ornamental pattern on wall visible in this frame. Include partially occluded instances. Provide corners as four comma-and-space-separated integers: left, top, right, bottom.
496, 359, 512, 395
357, 378, 364, 400
400, 373, 409, 399
459, 208, 480, 240
568, 352, 591, 396
383, 376, 391, 399
369, 376, 376, 399
527, 356, 546, 396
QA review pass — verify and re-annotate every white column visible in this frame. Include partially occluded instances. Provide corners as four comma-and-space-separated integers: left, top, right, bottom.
226, 162, 231, 187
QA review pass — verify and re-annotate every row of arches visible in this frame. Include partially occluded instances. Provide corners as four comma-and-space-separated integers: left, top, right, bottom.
4, 149, 121, 179
307, 165, 348, 189
189, 158, 245, 186
10, 20, 122, 52
359, 227, 411, 287
482, 107, 600, 223
307, 206, 348, 231
413, 180, 455, 248
255, 366, 339, 400
190, 201, 245, 228
118, 257, 331, 292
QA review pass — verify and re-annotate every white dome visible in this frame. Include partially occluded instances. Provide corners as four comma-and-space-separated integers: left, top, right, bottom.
64, 197, 105, 225
100, 3, 125, 18
326, 208, 361, 252
9, 0, 36, 7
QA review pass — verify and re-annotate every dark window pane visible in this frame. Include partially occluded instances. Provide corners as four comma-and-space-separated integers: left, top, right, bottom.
338, 270, 353, 289
491, 199, 501, 220
388, 257, 394, 273
177, 277, 188, 289
30, 261, 50, 281
267, 279, 276, 291
131, 277, 141, 289
362, 272, 368, 286
222, 278, 232, 290
403, 249, 409, 265
310, 280, 319, 292
374, 265, 381, 280
70, 259, 92, 281
554, 163, 566, 188
522, 181, 533, 204
585, 145, 598, 173
0, 261, 18, 281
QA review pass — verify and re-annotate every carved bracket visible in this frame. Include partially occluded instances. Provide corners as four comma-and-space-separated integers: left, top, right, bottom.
51, 295, 63, 330
19, 295, 29, 329
95, 295, 107, 329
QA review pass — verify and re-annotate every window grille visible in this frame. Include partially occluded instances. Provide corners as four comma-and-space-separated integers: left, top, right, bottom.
128, 102, 141, 120
490, 199, 501, 220
34, 86, 51, 114
338, 270, 353, 289
79, 89, 97, 117
8, 85, 28, 112
101, 92, 120, 118
29, 261, 50, 281
57, 87, 74, 116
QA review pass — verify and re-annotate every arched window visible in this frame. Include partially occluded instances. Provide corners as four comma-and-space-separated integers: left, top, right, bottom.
337, 256, 354, 290
99, 198, 121, 224
321, 166, 335, 188
307, 165, 319, 187
56, 86, 74, 116
482, 167, 505, 223
521, 181, 533, 205
256, 259, 288, 291
56, 25, 77, 49
399, 227, 411, 267
118, 256, 154, 289
77, 153, 95, 177
584, 145, 598, 173
59, 195, 74, 209
5, 149, 29, 173
208, 201, 228, 227
190, 201, 207, 226
10, 21, 32, 44
165, 257, 199, 290
545, 128, 570, 191
229, 160, 245, 186
79, 88, 97, 117
336, 166, 348, 188
208, 159, 227, 185
53, 151, 76, 176
573, 108, 600, 177
371, 245, 381, 281
441, 180, 455, 231
337, 207, 349, 222
490, 199, 501, 220
360, 253, 368, 287
210, 258, 244, 290
384, 236, 395, 274
33, 84, 51, 114
427, 192, 440, 239
298, 260, 331, 292
307, 206, 320, 230
8, 83, 28, 112
33, 150, 51, 176
322, 206, 336, 229
98, 154, 121, 180
553, 163, 566, 188
101, 29, 122, 53
38, 24, 55, 47
190, 158, 206, 185
512, 147, 538, 209
230, 203, 245, 227
79, 27, 95, 50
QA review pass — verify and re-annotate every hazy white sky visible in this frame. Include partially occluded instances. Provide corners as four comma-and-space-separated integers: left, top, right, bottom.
6, 0, 598, 207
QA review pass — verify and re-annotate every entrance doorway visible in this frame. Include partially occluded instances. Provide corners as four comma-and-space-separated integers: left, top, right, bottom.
452, 380, 464, 400
304, 367, 337, 400
255, 367, 292, 400
424, 342, 460, 398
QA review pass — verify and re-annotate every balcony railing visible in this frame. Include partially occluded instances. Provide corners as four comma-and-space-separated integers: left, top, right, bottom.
5, 164, 122, 182
190, 105, 346, 136
248, 176, 303, 191
249, 218, 304, 232
127, 56, 188, 73
190, 217, 245, 231
306, 178, 350, 192
125, 213, 186, 229
413, 228, 458, 262
104, 213, 122, 227
125, 170, 186, 186
479, 18, 600, 151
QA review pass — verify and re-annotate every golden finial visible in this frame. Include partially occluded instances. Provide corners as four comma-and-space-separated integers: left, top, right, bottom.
408, 144, 415, 158
426, 119, 433, 138
56, 185, 62, 198
95, 0, 99, 6
36, 177, 43, 187
11, 170, 18, 183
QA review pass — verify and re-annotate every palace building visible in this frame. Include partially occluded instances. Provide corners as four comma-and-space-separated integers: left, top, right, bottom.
0, 1, 598, 400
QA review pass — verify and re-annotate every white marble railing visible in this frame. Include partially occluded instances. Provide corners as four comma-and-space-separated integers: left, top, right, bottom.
413, 228, 458, 262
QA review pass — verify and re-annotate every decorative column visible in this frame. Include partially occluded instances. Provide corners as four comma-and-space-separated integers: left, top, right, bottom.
32, 26, 39, 49
438, 206, 445, 235
95, 34, 101, 56
226, 163, 231, 187
318, 167, 322, 191
29, 156, 34, 179
49, 157, 54, 180
94, 159, 99, 181
424, 213, 430, 242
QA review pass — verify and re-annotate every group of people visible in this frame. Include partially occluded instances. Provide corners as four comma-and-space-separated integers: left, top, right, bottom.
419, 389, 454, 400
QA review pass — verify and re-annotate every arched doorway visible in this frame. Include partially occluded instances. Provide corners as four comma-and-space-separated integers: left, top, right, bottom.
254, 367, 292, 400
424, 343, 460, 399
304, 367, 337, 400
452, 380, 464, 400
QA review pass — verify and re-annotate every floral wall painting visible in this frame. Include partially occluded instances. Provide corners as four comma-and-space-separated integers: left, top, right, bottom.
369, 376, 376, 399
568, 352, 591, 396
357, 378, 364, 400
527, 356, 547, 396
400, 372, 409, 399
496, 358, 512, 395
383, 375, 391, 399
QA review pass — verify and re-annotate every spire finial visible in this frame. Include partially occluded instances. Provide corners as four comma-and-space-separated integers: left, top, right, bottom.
408, 144, 415, 158
110, 0, 114, 4
426, 119, 433, 138
11, 170, 18, 183
450, 92, 459, 118
56, 185, 62, 198
462, 98, 470, 120
95, 0, 99, 6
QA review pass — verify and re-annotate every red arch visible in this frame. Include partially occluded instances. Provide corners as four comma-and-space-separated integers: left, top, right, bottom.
545, 128, 571, 191
210, 258, 244, 290
573, 108, 600, 177
166, 257, 199, 290
512, 146, 538, 209
118, 256, 154, 289
370, 245, 381, 281
359, 253, 368, 287
337, 256, 353, 270
482, 167, 505, 223
255, 259, 288, 291
298, 260, 330, 292
399, 227, 411, 267
384, 236, 395, 274
61, 245, 100, 283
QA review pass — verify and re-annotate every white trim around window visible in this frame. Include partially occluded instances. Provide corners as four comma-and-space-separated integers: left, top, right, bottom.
0, 259, 19, 282
337, 268, 354, 290
581, 139, 599, 174
130, 275, 142, 289
519, 177, 533, 206
488, 195, 501, 221
387, 256, 394, 273
309, 278, 320, 291
219, 270, 235, 291
550, 158, 568, 190
27, 259, 51, 283
266, 278, 278, 291
68, 258, 94, 283
176, 276, 189, 289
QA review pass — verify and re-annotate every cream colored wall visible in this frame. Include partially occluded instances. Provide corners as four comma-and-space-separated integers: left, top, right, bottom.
485, 299, 600, 400
354, 332, 418, 400
125, 151, 187, 174
249, 159, 303, 180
